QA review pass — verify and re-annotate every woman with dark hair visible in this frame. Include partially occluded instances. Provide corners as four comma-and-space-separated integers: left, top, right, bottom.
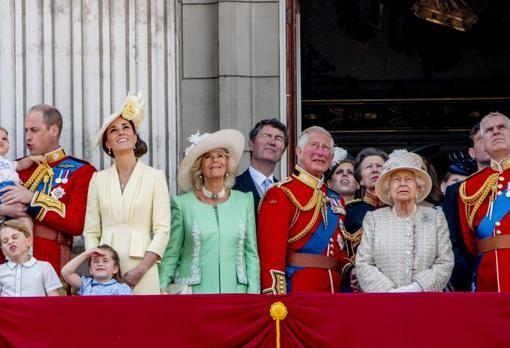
326, 147, 360, 203
83, 92, 170, 294
342, 147, 388, 291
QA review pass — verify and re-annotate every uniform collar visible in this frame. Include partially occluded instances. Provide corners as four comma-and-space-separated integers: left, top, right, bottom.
363, 191, 384, 208
7, 256, 37, 269
292, 165, 324, 190
490, 154, 510, 173
45, 147, 66, 164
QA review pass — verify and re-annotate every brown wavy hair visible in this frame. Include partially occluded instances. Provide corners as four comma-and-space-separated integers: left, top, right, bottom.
101, 119, 148, 158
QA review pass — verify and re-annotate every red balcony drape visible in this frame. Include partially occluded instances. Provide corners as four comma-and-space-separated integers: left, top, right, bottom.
1, 293, 509, 347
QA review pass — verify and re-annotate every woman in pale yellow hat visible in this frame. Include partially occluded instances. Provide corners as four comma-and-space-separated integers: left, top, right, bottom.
355, 149, 453, 292
83, 92, 170, 294
158, 129, 260, 294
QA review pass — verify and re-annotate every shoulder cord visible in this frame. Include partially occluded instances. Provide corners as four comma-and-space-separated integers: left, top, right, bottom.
278, 186, 328, 244
459, 173, 499, 231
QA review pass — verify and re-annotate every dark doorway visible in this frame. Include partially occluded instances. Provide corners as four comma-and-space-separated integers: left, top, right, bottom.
299, 0, 510, 175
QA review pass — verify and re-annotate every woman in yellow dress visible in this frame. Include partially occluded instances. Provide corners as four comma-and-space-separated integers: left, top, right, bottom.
83, 92, 170, 294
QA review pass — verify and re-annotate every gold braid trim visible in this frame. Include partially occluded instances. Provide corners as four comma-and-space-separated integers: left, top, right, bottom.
343, 227, 363, 244
262, 270, 287, 295
32, 192, 66, 219
287, 200, 323, 244
23, 163, 53, 192
278, 187, 327, 244
279, 186, 322, 212
459, 173, 499, 231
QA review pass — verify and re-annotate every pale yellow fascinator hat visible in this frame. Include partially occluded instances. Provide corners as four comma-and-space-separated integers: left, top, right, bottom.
93, 91, 145, 148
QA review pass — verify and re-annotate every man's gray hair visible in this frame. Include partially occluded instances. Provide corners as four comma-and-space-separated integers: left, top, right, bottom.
297, 126, 334, 150
480, 112, 510, 137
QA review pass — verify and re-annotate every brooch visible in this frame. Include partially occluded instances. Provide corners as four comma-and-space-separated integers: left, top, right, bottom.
50, 187, 66, 200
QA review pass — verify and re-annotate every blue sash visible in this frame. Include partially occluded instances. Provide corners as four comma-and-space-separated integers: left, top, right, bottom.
286, 189, 341, 291
478, 190, 510, 239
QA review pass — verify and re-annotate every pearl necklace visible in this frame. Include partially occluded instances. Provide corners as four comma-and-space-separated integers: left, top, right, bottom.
202, 186, 226, 200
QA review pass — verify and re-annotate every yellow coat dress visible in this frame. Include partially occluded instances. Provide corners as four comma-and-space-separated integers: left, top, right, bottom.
83, 161, 170, 294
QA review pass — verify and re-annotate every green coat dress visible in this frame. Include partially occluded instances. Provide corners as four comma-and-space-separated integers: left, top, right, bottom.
158, 190, 260, 294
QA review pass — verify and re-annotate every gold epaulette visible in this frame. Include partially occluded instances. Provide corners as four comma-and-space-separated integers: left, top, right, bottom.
275, 176, 293, 188
258, 177, 292, 213
459, 173, 499, 231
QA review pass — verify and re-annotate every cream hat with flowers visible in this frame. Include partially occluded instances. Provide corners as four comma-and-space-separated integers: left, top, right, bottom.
177, 129, 245, 192
375, 149, 432, 205
93, 91, 145, 148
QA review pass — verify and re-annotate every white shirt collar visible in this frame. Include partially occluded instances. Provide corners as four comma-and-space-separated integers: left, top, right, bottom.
249, 166, 274, 187
7, 256, 37, 270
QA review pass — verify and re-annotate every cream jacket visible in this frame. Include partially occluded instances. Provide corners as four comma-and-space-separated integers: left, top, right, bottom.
356, 205, 453, 292
83, 161, 170, 294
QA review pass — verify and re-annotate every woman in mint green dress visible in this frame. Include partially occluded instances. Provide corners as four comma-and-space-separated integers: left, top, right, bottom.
159, 129, 260, 294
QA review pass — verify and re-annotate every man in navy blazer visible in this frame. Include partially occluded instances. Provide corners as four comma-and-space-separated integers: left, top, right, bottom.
233, 118, 288, 213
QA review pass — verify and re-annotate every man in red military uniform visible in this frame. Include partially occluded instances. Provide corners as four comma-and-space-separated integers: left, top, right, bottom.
0, 104, 95, 275
258, 126, 351, 294
459, 112, 510, 292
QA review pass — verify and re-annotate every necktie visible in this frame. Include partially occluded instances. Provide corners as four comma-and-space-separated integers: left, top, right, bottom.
261, 178, 272, 194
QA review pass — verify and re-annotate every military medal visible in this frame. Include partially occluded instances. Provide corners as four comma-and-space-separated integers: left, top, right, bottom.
329, 197, 344, 214
55, 170, 63, 184
50, 187, 66, 200
62, 170, 70, 184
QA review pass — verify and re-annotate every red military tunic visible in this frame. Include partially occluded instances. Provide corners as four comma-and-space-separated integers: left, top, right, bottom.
459, 156, 510, 291
258, 166, 351, 294
13, 147, 95, 274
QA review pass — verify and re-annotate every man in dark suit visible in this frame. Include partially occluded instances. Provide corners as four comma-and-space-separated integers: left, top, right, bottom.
443, 122, 490, 291
233, 118, 288, 213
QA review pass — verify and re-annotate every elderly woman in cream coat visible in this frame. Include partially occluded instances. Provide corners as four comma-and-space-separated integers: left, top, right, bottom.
158, 129, 260, 294
83, 93, 170, 294
355, 149, 453, 292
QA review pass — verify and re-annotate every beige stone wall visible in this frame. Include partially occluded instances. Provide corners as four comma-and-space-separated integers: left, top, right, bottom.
179, 0, 281, 172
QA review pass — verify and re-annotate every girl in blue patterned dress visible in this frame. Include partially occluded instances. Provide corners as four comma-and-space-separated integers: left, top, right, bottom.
61, 245, 132, 295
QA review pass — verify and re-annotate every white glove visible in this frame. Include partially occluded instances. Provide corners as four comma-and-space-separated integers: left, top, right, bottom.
389, 282, 423, 293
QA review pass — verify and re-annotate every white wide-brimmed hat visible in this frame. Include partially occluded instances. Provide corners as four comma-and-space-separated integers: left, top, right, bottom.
93, 91, 145, 148
177, 129, 245, 192
375, 149, 432, 205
